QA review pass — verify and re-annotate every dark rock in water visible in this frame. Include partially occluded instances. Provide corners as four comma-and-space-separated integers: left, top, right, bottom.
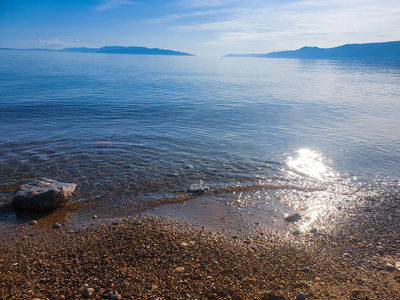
187, 183, 208, 195
12, 178, 76, 211
284, 213, 301, 222
292, 230, 301, 236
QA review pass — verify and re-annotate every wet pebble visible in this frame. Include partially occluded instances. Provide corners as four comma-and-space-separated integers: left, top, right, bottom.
52, 223, 62, 229
109, 294, 122, 300
296, 292, 306, 300
284, 213, 301, 222
29, 220, 37, 225
292, 230, 301, 236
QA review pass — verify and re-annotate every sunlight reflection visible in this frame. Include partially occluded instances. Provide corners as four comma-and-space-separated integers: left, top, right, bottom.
287, 148, 337, 180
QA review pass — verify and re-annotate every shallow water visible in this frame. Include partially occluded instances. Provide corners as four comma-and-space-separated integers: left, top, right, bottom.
1, 50, 400, 230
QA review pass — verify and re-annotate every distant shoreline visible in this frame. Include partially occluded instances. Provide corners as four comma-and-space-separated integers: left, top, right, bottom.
0, 46, 195, 57
224, 40, 400, 62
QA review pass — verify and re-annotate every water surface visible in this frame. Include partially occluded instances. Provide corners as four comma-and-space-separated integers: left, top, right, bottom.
1, 50, 400, 231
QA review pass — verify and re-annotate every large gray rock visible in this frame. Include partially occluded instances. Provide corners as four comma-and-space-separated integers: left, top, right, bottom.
12, 178, 76, 211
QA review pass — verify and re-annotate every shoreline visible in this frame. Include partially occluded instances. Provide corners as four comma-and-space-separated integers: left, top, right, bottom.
1, 191, 400, 299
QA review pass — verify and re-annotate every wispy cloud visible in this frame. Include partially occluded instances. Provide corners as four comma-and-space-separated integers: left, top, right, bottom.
96, 0, 135, 12
170, 0, 400, 53
146, 8, 237, 24
36, 39, 87, 48
176, 0, 243, 9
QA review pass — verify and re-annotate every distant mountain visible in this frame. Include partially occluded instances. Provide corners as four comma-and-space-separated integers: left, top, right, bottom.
224, 41, 400, 62
0, 46, 195, 56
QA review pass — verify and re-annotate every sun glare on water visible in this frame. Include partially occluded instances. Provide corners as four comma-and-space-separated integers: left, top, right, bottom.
287, 148, 337, 180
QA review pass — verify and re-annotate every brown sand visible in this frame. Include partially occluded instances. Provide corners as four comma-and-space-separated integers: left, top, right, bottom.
1, 193, 400, 299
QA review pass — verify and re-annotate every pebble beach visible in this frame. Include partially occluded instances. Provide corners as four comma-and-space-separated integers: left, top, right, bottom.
1, 190, 400, 300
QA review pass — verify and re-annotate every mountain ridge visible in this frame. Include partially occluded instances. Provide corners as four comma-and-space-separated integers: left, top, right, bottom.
0, 46, 195, 56
224, 41, 400, 61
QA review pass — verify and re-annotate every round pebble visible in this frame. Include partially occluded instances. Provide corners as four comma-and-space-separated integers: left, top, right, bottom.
296, 292, 306, 300
385, 263, 395, 272
179, 242, 188, 248
174, 267, 185, 273
52, 223, 62, 229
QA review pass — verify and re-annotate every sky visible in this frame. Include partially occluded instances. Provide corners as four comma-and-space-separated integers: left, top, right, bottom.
0, 0, 399, 56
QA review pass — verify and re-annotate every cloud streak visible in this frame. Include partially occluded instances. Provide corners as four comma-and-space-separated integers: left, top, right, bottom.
36, 39, 87, 48
96, 0, 135, 11
168, 0, 400, 54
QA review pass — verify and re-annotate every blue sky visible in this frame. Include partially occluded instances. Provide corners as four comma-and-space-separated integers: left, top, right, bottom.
0, 0, 399, 56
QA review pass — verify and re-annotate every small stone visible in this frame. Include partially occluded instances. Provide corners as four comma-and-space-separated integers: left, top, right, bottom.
396, 262, 400, 272
247, 277, 257, 283
310, 228, 317, 234
343, 252, 351, 258
174, 267, 185, 273
315, 277, 322, 282
212, 260, 219, 265
81, 287, 94, 298
29, 220, 37, 225
93, 215, 97, 219
292, 230, 301, 236
300, 267, 311, 273
52, 223, 62, 229
376, 246, 385, 250
188, 183, 208, 195
385, 263, 395, 272
296, 292, 306, 300
284, 213, 301, 222
101, 289, 114, 299
179, 242, 188, 249
109, 294, 122, 300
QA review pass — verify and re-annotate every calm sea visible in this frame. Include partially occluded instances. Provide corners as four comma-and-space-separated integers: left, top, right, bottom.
1, 50, 400, 229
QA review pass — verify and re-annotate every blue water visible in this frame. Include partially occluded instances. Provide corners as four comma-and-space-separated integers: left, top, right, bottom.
1, 50, 400, 227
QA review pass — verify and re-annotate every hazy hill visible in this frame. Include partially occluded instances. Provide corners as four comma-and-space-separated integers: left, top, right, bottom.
225, 41, 400, 61
0, 46, 195, 56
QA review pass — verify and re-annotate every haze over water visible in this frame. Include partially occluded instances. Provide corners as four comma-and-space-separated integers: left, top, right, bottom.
1, 50, 400, 230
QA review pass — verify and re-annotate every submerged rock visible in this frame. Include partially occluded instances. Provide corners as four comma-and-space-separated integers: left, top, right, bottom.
12, 178, 76, 211
187, 183, 208, 195
284, 213, 301, 222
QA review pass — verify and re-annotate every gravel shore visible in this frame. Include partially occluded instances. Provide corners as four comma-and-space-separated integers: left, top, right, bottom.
1, 192, 400, 299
